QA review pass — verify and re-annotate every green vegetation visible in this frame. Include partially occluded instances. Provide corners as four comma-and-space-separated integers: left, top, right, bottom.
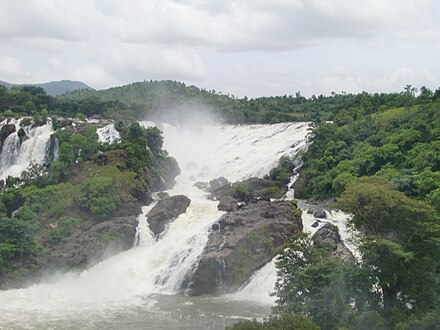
268, 86, 440, 329
273, 177, 440, 329
295, 86, 440, 208
0, 119, 177, 283
226, 315, 319, 330
3, 79, 440, 126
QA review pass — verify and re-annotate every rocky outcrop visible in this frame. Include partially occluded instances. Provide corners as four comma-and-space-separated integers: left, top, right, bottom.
312, 222, 354, 263
184, 200, 302, 295
1, 124, 16, 145
147, 195, 191, 237
46, 134, 59, 161
209, 177, 230, 191
194, 181, 209, 190
211, 177, 285, 204
47, 216, 139, 270
17, 128, 29, 145
151, 156, 181, 191
313, 209, 327, 219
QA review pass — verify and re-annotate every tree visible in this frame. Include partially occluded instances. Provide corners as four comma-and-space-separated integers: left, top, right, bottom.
403, 85, 417, 112
274, 233, 354, 329
335, 177, 440, 318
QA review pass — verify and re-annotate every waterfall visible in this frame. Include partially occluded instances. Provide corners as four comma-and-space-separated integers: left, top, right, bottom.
0, 122, 310, 318
97, 123, 121, 144
231, 208, 354, 304
0, 119, 54, 180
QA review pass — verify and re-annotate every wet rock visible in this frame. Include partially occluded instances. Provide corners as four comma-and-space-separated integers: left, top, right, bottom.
46, 134, 59, 161
46, 215, 140, 275
311, 221, 320, 228
217, 196, 239, 212
151, 156, 180, 191
211, 177, 285, 204
312, 222, 354, 263
17, 128, 29, 144
1, 124, 16, 145
209, 177, 230, 191
194, 181, 210, 190
61, 119, 73, 127
184, 200, 303, 295
147, 195, 191, 237
313, 209, 327, 219
157, 192, 170, 199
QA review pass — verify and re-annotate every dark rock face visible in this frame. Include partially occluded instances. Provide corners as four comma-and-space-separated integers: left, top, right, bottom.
61, 119, 74, 127
1, 124, 16, 145
17, 128, 29, 145
151, 157, 181, 191
313, 209, 327, 219
194, 181, 210, 190
147, 195, 191, 237
312, 222, 354, 263
46, 134, 59, 161
217, 196, 239, 212
157, 192, 170, 199
48, 216, 139, 271
311, 220, 320, 228
211, 177, 285, 203
184, 200, 302, 295
209, 177, 230, 191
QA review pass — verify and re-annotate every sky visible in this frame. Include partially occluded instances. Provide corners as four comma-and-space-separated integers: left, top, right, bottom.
0, 0, 439, 98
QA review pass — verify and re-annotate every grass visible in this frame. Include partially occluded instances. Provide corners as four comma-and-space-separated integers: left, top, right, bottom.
373, 106, 420, 123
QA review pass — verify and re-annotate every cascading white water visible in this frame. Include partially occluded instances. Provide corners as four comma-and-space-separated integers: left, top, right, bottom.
97, 123, 121, 144
0, 119, 54, 180
231, 207, 355, 304
0, 122, 311, 329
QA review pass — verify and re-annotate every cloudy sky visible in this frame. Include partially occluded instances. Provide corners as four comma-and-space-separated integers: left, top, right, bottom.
0, 0, 439, 97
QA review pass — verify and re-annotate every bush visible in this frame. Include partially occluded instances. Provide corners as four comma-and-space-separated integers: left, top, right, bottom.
226, 315, 319, 330
79, 177, 117, 220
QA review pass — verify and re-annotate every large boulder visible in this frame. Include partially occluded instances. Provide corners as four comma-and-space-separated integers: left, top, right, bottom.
184, 200, 302, 295
47, 216, 139, 270
313, 209, 327, 219
147, 195, 191, 237
312, 222, 354, 263
209, 177, 230, 191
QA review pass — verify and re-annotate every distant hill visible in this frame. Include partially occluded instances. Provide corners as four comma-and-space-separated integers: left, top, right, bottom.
0, 79, 92, 96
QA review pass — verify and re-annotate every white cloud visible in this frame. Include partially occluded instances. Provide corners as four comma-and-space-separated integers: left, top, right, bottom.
0, 0, 439, 95
300, 67, 438, 96
0, 56, 28, 82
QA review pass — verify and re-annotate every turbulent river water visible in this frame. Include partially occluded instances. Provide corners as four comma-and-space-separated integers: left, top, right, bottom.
0, 121, 352, 329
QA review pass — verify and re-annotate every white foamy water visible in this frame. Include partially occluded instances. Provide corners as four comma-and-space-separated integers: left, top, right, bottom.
0, 122, 310, 329
232, 204, 355, 304
0, 119, 54, 180
97, 123, 121, 144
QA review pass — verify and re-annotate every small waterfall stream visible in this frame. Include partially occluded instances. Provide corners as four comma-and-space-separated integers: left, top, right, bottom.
0, 119, 54, 180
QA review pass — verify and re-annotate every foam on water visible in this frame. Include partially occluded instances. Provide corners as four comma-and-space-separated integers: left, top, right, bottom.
0, 122, 311, 325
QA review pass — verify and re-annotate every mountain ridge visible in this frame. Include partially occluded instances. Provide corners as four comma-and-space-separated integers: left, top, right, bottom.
0, 79, 92, 96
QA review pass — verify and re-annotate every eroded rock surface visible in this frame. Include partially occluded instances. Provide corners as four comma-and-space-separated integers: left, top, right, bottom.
184, 200, 302, 295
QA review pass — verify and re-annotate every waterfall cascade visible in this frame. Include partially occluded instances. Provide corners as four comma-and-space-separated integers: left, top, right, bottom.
0, 121, 355, 329
0, 118, 54, 180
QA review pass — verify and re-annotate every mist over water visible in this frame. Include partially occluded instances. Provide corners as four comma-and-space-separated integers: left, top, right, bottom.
0, 121, 314, 329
